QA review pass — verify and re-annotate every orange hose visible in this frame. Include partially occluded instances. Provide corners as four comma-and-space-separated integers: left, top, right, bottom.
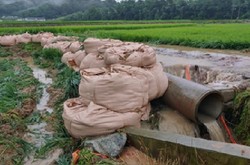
184, 65, 236, 144
72, 150, 80, 165
219, 115, 237, 144
185, 65, 191, 81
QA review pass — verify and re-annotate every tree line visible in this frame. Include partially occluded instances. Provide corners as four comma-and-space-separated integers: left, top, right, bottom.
1, 0, 249, 20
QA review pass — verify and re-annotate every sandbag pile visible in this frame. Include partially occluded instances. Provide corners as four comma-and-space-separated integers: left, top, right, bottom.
0, 35, 17, 46
0, 33, 168, 138
0, 32, 82, 54
61, 38, 168, 138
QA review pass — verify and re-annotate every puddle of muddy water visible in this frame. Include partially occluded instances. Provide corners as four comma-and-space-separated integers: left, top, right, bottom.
155, 46, 250, 75
23, 57, 55, 164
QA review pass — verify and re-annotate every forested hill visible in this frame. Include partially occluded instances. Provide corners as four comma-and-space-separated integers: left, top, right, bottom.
0, 0, 249, 20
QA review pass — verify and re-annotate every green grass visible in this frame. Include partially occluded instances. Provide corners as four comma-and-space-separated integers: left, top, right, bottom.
97, 23, 250, 50
1, 22, 250, 50
0, 57, 40, 164
233, 89, 250, 145
0, 59, 39, 113
0, 23, 193, 35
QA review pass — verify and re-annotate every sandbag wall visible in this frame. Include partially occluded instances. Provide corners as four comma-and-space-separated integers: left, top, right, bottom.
0, 32, 82, 53
62, 38, 168, 138
0, 33, 168, 138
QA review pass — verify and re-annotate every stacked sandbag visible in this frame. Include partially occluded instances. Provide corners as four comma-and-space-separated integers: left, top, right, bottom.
0, 35, 16, 46
103, 42, 156, 68
40, 33, 55, 46
16, 32, 32, 44
41, 35, 74, 47
44, 41, 71, 53
106, 63, 168, 101
61, 50, 86, 71
69, 41, 82, 53
63, 98, 141, 138
83, 38, 122, 54
61, 38, 169, 138
79, 53, 106, 69
32, 32, 54, 43
78, 66, 149, 114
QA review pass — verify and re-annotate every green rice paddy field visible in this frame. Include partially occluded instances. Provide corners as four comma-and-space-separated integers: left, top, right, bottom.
0, 21, 250, 50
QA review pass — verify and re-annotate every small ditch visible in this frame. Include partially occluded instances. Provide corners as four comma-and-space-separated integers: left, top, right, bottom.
23, 58, 62, 164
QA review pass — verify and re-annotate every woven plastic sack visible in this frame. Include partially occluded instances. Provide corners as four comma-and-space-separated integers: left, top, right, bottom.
44, 41, 71, 53
79, 53, 106, 69
62, 50, 86, 71
69, 41, 82, 53
79, 65, 149, 113
104, 42, 156, 68
83, 38, 122, 54
16, 32, 32, 44
101, 63, 168, 101
62, 98, 141, 138
0, 35, 16, 46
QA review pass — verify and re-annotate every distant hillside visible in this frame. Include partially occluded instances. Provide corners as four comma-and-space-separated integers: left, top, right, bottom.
0, 0, 249, 20
0, 0, 103, 19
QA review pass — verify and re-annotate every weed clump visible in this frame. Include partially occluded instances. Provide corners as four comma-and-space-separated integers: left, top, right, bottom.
233, 89, 250, 145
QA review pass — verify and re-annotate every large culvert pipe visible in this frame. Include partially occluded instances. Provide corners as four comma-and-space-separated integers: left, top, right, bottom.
162, 73, 223, 123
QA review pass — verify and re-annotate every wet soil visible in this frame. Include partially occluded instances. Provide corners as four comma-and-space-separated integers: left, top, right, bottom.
154, 45, 250, 75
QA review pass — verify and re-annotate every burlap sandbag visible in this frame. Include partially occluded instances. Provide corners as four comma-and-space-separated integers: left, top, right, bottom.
39, 32, 55, 46
107, 63, 168, 101
69, 41, 82, 53
79, 53, 106, 69
144, 62, 169, 100
62, 50, 86, 71
16, 32, 32, 44
44, 41, 71, 53
62, 98, 141, 138
32, 33, 43, 43
41, 36, 73, 47
32, 32, 53, 43
79, 65, 149, 114
83, 38, 122, 54
0, 35, 16, 46
104, 42, 156, 68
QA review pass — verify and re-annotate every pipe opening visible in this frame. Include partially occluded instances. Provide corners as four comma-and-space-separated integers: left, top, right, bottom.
197, 92, 223, 122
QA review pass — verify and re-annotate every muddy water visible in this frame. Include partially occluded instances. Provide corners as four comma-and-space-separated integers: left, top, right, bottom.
23, 57, 55, 164
158, 108, 199, 138
155, 46, 250, 75
23, 57, 54, 147
199, 115, 226, 142
32, 67, 53, 113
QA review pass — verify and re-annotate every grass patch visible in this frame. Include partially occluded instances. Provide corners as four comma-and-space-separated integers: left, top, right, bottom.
233, 89, 250, 145
0, 46, 12, 57
0, 57, 40, 164
97, 24, 250, 50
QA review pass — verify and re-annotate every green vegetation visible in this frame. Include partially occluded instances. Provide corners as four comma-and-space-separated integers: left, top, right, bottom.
1, 22, 250, 50
0, 46, 12, 57
0, 58, 40, 164
97, 23, 250, 50
233, 89, 250, 145
77, 148, 117, 165
0, 59, 38, 113
0, 23, 193, 35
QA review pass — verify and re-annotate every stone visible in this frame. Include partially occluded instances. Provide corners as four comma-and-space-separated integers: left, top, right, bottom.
84, 132, 127, 157
243, 73, 250, 79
